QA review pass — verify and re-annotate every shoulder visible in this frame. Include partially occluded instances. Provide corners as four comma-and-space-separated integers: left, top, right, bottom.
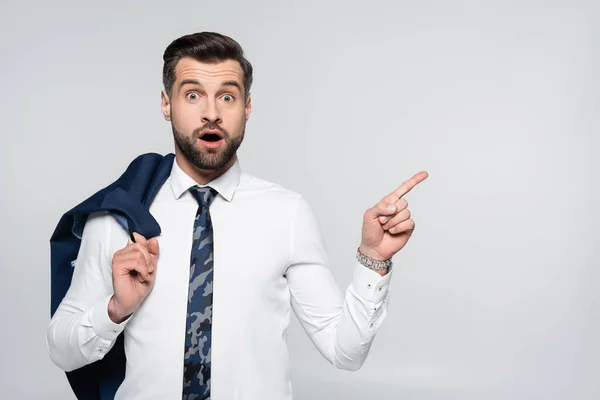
235, 171, 321, 237
79, 211, 128, 254
236, 171, 305, 206
82, 211, 111, 236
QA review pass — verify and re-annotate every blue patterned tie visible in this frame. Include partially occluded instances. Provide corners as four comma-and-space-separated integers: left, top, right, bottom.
182, 185, 218, 400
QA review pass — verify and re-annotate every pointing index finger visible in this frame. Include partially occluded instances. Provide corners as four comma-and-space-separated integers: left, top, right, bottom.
392, 171, 429, 199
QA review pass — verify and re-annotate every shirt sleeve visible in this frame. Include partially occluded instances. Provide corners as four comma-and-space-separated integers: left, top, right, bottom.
285, 196, 394, 371
46, 212, 131, 372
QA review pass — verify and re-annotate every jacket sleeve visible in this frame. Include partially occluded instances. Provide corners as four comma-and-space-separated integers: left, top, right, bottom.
285, 196, 393, 371
46, 212, 130, 372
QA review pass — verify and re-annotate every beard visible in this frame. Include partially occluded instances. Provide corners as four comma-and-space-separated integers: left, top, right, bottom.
172, 121, 244, 171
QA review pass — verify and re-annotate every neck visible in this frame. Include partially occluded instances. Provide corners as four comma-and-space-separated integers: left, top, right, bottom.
174, 149, 236, 185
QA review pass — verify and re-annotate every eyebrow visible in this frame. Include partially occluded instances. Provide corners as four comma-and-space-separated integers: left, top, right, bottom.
179, 79, 242, 92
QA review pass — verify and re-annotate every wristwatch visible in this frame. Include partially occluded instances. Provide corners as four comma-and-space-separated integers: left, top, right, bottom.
356, 247, 392, 270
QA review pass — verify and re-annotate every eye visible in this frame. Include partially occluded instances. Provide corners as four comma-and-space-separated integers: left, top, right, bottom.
222, 94, 234, 103
186, 92, 200, 101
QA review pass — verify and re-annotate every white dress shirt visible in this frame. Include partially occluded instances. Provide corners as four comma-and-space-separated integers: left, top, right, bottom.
47, 156, 394, 400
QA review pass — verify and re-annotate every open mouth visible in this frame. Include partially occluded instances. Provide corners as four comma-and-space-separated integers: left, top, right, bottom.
198, 130, 225, 148
201, 133, 222, 142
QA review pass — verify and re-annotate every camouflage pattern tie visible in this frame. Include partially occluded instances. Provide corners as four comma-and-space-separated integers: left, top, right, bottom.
182, 185, 218, 400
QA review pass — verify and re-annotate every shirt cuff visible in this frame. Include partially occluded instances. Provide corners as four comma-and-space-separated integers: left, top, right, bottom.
90, 294, 130, 341
351, 261, 394, 304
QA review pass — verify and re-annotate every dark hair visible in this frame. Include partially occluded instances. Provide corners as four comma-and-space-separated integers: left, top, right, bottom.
162, 32, 253, 99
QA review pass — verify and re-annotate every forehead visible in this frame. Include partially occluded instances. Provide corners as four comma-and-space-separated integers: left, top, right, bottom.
174, 57, 244, 87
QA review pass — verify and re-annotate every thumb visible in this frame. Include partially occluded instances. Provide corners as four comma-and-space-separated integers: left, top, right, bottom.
131, 232, 147, 245
368, 201, 397, 219
147, 238, 160, 257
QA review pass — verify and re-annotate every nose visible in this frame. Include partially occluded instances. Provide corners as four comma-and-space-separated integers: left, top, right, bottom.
201, 99, 222, 124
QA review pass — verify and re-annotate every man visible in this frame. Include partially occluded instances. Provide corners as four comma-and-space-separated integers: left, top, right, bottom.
47, 32, 428, 399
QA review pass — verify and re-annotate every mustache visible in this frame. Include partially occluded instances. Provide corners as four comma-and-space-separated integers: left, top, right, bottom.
193, 123, 229, 139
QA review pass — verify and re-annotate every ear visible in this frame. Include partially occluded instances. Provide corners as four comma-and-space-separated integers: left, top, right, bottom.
245, 92, 252, 122
161, 90, 171, 121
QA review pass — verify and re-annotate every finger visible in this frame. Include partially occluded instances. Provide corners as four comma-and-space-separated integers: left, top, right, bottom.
391, 171, 429, 200
137, 245, 152, 271
120, 242, 152, 265
123, 232, 146, 253
116, 246, 152, 274
128, 232, 152, 266
116, 260, 150, 282
140, 268, 151, 283
130, 260, 151, 283
382, 209, 411, 231
133, 269, 148, 284
114, 251, 149, 263
131, 232, 148, 245
147, 238, 160, 257
147, 261, 155, 276
366, 201, 398, 220
379, 198, 408, 224
388, 219, 416, 235
146, 238, 160, 275
131, 271, 148, 284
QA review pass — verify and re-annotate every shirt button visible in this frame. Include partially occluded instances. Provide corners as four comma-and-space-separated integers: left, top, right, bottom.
367, 283, 372, 289
378, 287, 383, 292
369, 323, 374, 328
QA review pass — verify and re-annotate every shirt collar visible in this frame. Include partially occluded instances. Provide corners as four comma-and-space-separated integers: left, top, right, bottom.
169, 156, 241, 202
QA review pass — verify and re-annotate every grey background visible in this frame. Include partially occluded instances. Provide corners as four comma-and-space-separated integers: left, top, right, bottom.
1, 0, 598, 399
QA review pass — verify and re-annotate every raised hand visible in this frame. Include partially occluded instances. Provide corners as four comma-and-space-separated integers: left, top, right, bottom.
359, 171, 429, 263
108, 232, 160, 323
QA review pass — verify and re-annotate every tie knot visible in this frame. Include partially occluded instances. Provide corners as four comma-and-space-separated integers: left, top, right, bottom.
189, 185, 217, 208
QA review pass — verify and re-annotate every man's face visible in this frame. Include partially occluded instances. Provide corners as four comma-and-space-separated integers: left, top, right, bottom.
161, 57, 251, 171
